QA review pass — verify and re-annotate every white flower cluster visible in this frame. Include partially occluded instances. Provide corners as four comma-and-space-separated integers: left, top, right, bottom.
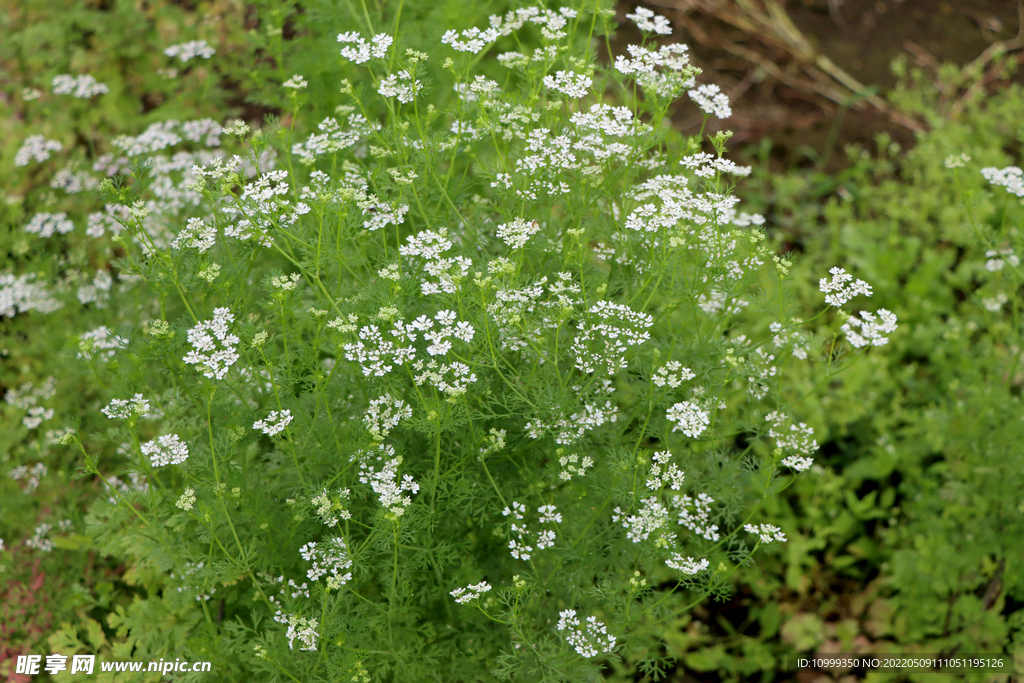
254, 409, 293, 436
982, 292, 1008, 312
14, 135, 63, 166
274, 612, 319, 651
171, 217, 217, 252
10, 463, 47, 494
666, 554, 710, 575
614, 43, 694, 97
102, 393, 152, 420
666, 401, 709, 438
223, 170, 308, 247
441, 7, 577, 54
613, 497, 669, 543
141, 434, 189, 467
400, 228, 471, 296
765, 411, 817, 472
502, 501, 561, 560
311, 487, 352, 527
571, 301, 653, 375
164, 39, 216, 62
769, 321, 811, 360
646, 451, 686, 491
985, 248, 1019, 272
0, 273, 62, 317
496, 218, 541, 250
450, 581, 492, 604
688, 84, 732, 119
291, 115, 375, 163
480, 428, 507, 456
176, 487, 196, 511
378, 70, 418, 103
653, 361, 695, 388
357, 191, 409, 232
627, 6, 672, 34
525, 379, 619, 445
23, 405, 54, 430
819, 267, 872, 307
675, 492, 720, 541
355, 444, 419, 516
556, 609, 617, 659
6, 377, 56, 431
337, 32, 392, 63
557, 452, 593, 480
680, 152, 751, 178
841, 309, 898, 348
52, 74, 108, 98
363, 394, 412, 441
51, 167, 98, 193
543, 70, 592, 99
25, 523, 54, 553
981, 165, 1024, 197
744, 523, 787, 544
283, 74, 307, 89
300, 537, 353, 588
183, 308, 240, 380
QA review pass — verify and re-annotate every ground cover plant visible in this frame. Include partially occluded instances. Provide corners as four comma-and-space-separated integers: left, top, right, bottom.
6, 0, 1019, 681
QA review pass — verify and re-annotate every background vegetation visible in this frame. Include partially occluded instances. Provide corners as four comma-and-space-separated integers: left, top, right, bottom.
1, 0, 1021, 681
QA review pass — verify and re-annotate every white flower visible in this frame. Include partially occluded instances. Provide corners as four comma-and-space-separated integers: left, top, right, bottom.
164, 39, 216, 62
450, 581, 492, 604
102, 393, 152, 420
666, 554, 709, 574
626, 6, 672, 34
556, 609, 617, 658
300, 537, 353, 587
984, 249, 1019, 272
141, 434, 189, 466
283, 74, 308, 89
363, 394, 412, 441
378, 70, 417, 103
744, 523, 787, 544
819, 266, 873, 307
841, 309, 898, 347
254, 409, 293, 436
496, 218, 541, 250
183, 308, 240, 380
171, 218, 217, 253
981, 166, 1024, 197
338, 32, 392, 63
14, 135, 63, 166
274, 612, 320, 651
688, 83, 732, 119
543, 70, 592, 99
51, 74, 108, 98
666, 401, 709, 438
176, 487, 196, 511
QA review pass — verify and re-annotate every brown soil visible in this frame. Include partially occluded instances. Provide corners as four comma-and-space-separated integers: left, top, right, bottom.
630, 0, 1024, 170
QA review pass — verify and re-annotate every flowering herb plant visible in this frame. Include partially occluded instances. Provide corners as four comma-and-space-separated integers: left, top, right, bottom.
2, 1, 900, 680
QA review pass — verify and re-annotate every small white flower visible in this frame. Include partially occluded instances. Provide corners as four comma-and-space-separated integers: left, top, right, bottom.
164, 39, 216, 62
141, 434, 189, 467
666, 401, 709, 438
102, 393, 152, 420
626, 6, 672, 35
450, 581, 492, 604
254, 409, 294, 436
688, 83, 731, 119
819, 267, 873, 307
283, 75, 308, 89
744, 523, 787, 544
176, 487, 197, 511
841, 309, 898, 348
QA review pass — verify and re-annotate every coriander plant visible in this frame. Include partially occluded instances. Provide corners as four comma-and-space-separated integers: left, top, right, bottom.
5, 2, 900, 680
